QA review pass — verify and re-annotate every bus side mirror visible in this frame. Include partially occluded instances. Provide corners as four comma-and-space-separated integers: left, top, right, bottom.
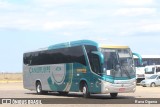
92, 51, 104, 65
132, 53, 143, 66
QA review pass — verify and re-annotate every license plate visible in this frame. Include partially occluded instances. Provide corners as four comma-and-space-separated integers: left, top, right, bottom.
119, 88, 125, 92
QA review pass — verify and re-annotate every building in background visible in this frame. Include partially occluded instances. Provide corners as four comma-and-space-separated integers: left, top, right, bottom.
134, 55, 160, 83
134, 55, 160, 67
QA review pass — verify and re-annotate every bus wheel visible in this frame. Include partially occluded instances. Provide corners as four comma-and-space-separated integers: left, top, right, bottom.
36, 81, 48, 95
110, 93, 118, 98
150, 82, 156, 87
58, 92, 69, 96
82, 83, 90, 98
36, 82, 42, 94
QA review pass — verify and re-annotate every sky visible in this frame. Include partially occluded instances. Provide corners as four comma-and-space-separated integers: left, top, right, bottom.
0, 0, 160, 72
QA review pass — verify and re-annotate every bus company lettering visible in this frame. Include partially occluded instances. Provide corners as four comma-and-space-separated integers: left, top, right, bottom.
29, 66, 50, 74
77, 68, 86, 73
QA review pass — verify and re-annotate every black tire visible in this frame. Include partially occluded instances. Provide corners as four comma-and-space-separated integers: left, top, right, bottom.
36, 82, 48, 95
150, 82, 156, 87
82, 83, 90, 98
110, 93, 118, 98
58, 91, 69, 96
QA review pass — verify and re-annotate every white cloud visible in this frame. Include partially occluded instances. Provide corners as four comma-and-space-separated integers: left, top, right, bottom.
113, 8, 156, 16
43, 21, 90, 31
0, 0, 15, 9
0, 0, 91, 31
0, 0, 158, 34
0, 0, 9, 8
63, 32, 72, 36
139, 23, 160, 32
114, 0, 155, 6
0, 16, 90, 31
34, 0, 155, 7
33, 0, 83, 7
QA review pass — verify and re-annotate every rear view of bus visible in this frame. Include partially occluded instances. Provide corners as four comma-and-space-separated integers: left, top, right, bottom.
100, 45, 136, 97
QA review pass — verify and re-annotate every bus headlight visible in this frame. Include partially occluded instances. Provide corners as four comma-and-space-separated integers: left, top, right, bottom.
133, 88, 136, 91
105, 87, 109, 91
133, 81, 136, 85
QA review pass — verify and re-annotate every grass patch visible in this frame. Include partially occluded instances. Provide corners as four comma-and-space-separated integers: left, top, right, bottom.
0, 73, 22, 82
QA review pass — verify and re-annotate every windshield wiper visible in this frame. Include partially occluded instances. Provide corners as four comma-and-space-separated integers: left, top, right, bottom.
121, 66, 131, 79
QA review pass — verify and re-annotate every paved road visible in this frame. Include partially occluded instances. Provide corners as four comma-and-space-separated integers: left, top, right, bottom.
0, 82, 160, 107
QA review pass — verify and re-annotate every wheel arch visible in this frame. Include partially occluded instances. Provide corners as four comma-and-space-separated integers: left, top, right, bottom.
150, 82, 156, 87
35, 79, 42, 89
79, 78, 90, 92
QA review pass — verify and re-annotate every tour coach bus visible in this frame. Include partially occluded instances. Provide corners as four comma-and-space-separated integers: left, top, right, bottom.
23, 40, 136, 98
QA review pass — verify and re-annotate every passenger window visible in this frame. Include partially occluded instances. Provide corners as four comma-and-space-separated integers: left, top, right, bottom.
24, 46, 86, 66
89, 53, 101, 74
156, 67, 160, 73
85, 45, 101, 74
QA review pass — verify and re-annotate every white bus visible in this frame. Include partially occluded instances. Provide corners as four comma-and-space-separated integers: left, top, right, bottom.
134, 55, 160, 83
144, 65, 160, 79
134, 55, 160, 67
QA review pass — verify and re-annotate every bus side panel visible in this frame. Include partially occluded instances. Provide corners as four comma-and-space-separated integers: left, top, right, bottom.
47, 63, 74, 92
69, 63, 87, 92
23, 64, 92, 93
69, 63, 79, 92
24, 63, 74, 92
90, 72, 102, 93
23, 65, 35, 90
23, 65, 52, 91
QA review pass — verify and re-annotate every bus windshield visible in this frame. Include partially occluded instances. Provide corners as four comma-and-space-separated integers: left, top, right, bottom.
101, 48, 135, 79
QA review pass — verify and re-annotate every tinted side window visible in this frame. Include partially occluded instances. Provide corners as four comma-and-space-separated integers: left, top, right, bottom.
66, 46, 86, 65
85, 45, 97, 53
23, 46, 86, 66
85, 45, 101, 74
89, 54, 101, 74
23, 53, 32, 65
23, 54, 27, 65
156, 67, 160, 73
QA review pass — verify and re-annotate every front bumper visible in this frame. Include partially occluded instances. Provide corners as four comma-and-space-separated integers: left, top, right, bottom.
140, 83, 150, 87
101, 80, 136, 94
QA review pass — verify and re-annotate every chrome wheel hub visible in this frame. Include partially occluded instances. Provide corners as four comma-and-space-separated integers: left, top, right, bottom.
83, 86, 86, 94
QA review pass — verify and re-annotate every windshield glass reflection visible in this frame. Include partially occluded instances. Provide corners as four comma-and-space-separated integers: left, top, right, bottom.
149, 75, 158, 79
101, 48, 135, 79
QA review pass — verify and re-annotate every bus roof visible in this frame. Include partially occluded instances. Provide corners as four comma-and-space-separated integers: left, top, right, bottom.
48, 40, 98, 50
145, 65, 160, 67
100, 45, 129, 49
25, 40, 98, 53
134, 55, 160, 59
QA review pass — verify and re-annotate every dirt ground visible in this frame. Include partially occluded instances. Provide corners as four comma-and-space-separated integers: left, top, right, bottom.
0, 82, 160, 107
0, 73, 22, 81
